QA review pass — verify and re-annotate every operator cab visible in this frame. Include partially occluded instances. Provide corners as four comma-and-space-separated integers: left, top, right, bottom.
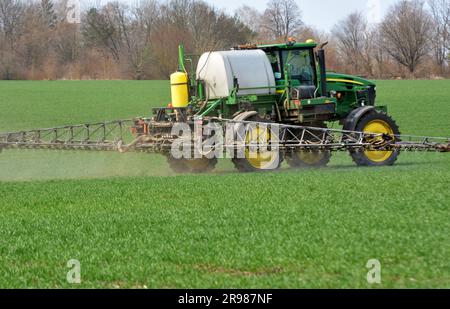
267, 49, 316, 85
258, 40, 320, 100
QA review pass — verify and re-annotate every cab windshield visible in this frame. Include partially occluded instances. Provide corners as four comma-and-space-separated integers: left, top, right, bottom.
281, 49, 316, 86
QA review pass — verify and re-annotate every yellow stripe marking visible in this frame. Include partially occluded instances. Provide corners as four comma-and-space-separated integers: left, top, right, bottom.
326, 78, 364, 86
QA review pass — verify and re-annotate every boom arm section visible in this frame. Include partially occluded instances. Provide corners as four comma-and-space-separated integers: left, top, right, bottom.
0, 120, 136, 152
0, 119, 449, 154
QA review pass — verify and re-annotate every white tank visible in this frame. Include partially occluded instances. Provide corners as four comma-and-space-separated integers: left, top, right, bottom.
196, 50, 276, 100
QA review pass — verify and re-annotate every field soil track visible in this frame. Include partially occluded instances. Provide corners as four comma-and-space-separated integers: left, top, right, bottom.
0, 80, 449, 288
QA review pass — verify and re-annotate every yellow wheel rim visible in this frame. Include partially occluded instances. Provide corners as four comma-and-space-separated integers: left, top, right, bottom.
363, 120, 394, 163
297, 151, 326, 165
245, 124, 278, 169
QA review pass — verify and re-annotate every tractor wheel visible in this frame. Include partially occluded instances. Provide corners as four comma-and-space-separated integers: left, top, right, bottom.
166, 156, 217, 174
349, 111, 401, 167
232, 115, 282, 173
287, 150, 331, 168
286, 122, 332, 168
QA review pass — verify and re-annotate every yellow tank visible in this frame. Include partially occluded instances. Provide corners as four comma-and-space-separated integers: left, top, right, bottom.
170, 71, 189, 108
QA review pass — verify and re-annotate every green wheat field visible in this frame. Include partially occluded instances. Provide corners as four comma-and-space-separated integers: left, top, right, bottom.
0, 80, 449, 288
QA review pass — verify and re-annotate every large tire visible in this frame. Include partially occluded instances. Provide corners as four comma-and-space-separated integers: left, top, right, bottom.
166, 156, 217, 174
349, 111, 401, 167
287, 150, 332, 168
232, 115, 282, 173
286, 122, 332, 168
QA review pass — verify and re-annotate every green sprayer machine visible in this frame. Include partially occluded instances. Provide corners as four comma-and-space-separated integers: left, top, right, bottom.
1, 39, 449, 173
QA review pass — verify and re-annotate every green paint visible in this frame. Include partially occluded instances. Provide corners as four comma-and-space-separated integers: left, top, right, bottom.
181, 42, 380, 125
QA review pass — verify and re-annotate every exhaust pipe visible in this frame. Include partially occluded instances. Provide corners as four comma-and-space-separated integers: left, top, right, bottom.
317, 42, 328, 97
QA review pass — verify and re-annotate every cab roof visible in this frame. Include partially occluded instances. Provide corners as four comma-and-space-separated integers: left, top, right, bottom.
257, 42, 318, 50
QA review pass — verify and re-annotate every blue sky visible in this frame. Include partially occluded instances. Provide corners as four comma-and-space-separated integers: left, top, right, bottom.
116, 0, 401, 31
202, 0, 401, 30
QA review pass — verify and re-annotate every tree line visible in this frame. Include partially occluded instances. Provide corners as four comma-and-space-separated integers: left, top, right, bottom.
0, 0, 449, 80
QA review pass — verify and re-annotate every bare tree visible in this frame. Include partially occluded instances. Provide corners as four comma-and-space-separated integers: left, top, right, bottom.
131, 0, 159, 78
53, 22, 80, 65
0, 0, 25, 46
332, 12, 372, 75
235, 5, 262, 34
262, 0, 302, 41
371, 28, 389, 78
184, 0, 223, 52
113, 2, 145, 79
150, 0, 253, 77
82, 4, 122, 62
381, 0, 433, 74
428, 0, 450, 71
40, 0, 57, 28
7, 0, 450, 80
0, 0, 25, 79
19, 2, 56, 75
133, 0, 158, 44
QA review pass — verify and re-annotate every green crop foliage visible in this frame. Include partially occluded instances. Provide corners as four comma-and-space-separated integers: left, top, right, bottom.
0, 80, 449, 288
